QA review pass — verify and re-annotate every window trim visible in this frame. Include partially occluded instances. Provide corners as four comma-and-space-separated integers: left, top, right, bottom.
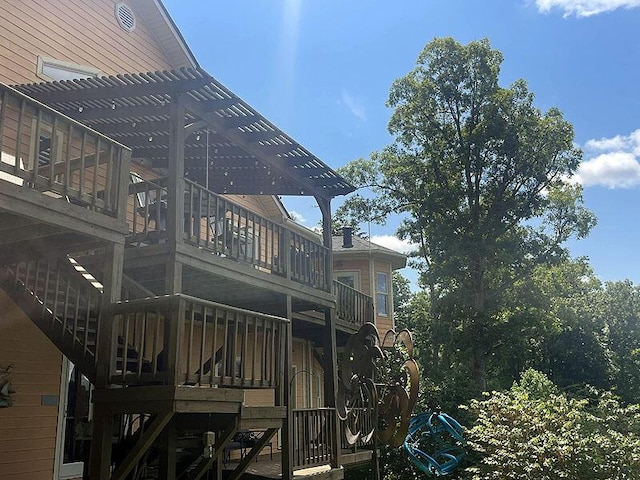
36, 56, 101, 82
334, 270, 361, 290
376, 271, 389, 317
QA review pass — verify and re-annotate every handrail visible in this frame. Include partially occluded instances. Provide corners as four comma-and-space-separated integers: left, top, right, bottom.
334, 280, 374, 328
0, 84, 131, 218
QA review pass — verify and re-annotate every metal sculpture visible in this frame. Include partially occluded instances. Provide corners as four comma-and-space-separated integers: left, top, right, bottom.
336, 323, 419, 448
403, 411, 466, 476
336, 323, 381, 445
377, 329, 420, 448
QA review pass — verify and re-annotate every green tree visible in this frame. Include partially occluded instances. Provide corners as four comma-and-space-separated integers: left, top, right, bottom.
601, 280, 640, 402
337, 37, 595, 390
461, 370, 640, 479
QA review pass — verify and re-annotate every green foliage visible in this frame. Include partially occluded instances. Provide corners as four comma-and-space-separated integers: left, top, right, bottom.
461, 370, 640, 479
601, 280, 640, 402
338, 37, 593, 390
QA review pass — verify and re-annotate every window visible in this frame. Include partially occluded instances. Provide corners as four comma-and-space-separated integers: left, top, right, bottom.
376, 272, 389, 316
37, 57, 100, 82
335, 271, 360, 290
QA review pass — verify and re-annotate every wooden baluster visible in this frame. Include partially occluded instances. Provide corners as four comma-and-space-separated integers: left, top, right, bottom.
79, 131, 87, 196
137, 311, 148, 379
186, 305, 195, 381
15, 99, 25, 180
199, 306, 208, 386
151, 312, 160, 376
49, 116, 58, 188
251, 315, 258, 385
104, 142, 113, 211
221, 311, 229, 385
64, 122, 73, 197
210, 307, 219, 386
122, 313, 131, 382
91, 137, 100, 209
231, 311, 239, 385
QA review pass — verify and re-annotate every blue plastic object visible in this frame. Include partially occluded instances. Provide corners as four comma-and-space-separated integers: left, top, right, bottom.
403, 411, 466, 476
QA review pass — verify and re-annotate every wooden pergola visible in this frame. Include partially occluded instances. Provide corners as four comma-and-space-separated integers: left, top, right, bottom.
15, 66, 354, 199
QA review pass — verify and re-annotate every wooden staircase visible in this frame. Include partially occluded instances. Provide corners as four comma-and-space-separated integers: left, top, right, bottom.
0, 257, 102, 382
0, 256, 288, 479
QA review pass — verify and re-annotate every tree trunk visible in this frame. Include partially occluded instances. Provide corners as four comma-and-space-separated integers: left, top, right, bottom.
472, 347, 487, 391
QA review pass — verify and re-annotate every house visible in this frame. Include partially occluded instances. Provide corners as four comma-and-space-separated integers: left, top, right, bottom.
0, 2, 407, 480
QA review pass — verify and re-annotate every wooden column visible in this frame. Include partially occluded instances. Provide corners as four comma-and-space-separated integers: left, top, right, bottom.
276, 294, 294, 480
158, 417, 177, 480
89, 242, 124, 480
166, 95, 186, 252
316, 196, 341, 469
161, 94, 186, 479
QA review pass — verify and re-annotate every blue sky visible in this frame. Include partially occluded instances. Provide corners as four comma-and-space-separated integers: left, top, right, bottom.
164, 0, 640, 288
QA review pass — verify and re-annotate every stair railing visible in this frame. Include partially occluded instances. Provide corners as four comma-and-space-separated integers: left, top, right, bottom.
0, 258, 103, 382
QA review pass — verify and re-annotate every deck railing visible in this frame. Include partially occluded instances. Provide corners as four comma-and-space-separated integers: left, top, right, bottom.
109, 294, 288, 388
0, 83, 130, 219
334, 280, 374, 328
292, 408, 337, 469
126, 177, 330, 291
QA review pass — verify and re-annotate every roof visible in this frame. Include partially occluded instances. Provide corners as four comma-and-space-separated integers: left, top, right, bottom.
13, 67, 354, 199
332, 235, 407, 270
134, 0, 199, 68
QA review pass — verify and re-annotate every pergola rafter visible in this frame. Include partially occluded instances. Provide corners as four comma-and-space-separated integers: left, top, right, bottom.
15, 67, 354, 199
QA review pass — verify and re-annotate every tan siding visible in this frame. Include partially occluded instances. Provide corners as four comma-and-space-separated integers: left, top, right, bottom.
224, 195, 277, 219
0, 289, 63, 480
0, 0, 176, 85
334, 258, 368, 294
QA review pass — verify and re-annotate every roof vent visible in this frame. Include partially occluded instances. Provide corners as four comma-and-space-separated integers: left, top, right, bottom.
115, 3, 136, 32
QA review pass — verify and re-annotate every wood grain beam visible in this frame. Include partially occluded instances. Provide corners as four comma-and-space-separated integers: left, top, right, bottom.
110, 412, 173, 480
29, 77, 212, 104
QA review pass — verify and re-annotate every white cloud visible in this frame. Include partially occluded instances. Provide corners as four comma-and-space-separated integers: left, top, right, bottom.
289, 210, 306, 224
584, 135, 629, 152
370, 235, 415, 254
341, 89, 366, 121
535, 0, 640, 17
573, 152, 640, 188
571, 129, 640, 188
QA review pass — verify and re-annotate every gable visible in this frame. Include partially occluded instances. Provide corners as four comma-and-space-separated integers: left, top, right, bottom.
0, 0, 188, 85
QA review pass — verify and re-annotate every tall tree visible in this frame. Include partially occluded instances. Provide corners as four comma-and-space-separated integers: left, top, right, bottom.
337, 37, 595, 389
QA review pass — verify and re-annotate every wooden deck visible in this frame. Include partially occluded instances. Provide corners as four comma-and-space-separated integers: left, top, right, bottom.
224, 449, 372, 480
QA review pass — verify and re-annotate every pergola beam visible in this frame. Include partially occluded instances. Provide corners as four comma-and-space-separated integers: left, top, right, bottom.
74, 104, 171, 121
28, 76, 211, 104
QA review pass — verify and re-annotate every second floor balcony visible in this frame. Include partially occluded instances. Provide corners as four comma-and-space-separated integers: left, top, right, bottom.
127, 176, 331, 292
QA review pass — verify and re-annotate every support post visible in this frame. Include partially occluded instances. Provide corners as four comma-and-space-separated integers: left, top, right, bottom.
316, 196, 341, 469
158, 417, 177, 480
276, 294, 294, 480
166, 94, 186, 251
89, 242, 124, 480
